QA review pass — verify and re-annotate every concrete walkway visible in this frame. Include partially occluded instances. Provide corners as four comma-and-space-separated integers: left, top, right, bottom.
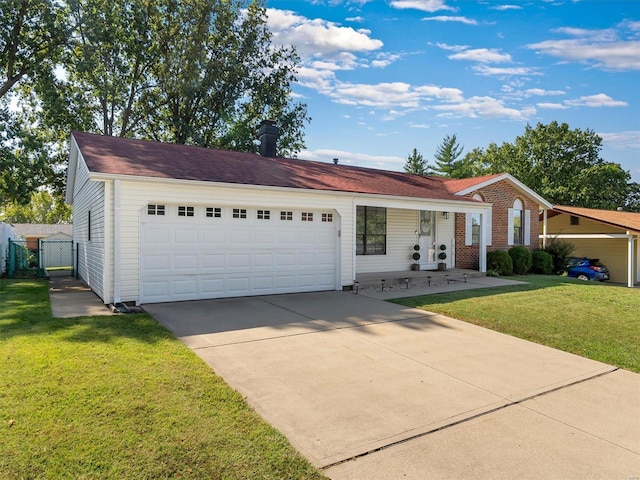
145, 292, 640, 479
48, 273, 113, 318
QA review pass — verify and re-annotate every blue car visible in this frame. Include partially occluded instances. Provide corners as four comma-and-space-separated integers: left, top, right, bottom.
565, 257, 610, 281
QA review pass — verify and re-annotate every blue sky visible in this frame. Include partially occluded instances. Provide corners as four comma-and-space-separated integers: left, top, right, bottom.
266, 0, 640, 181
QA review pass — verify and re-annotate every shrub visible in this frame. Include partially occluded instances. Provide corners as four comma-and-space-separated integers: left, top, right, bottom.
531, 250, 553, 274
487, 250, 513, 276
508, 246, 532, 275
544, 238, 575, 274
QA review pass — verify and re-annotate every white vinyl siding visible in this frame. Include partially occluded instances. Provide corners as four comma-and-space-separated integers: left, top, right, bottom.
72, 155, 106, 301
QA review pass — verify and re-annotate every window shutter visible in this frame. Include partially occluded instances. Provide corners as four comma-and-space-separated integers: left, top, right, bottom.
486, 210, 492, 246
465, 214, 473, 245
507, 208, 514, 246
524, 210, 531, 246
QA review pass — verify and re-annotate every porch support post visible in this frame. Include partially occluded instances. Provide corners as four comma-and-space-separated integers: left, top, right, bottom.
479, 210, 488, 273
628, 232, 634, 288
542, 209, 548, 249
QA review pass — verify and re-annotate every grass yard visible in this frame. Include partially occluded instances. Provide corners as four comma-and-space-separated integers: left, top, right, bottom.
0, 279, 326, 480
393, 275, 640, 373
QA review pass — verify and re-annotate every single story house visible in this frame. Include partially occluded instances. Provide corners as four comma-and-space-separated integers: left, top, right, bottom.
541, 205, 639, 287
12, 223, 73, 250
66, 126, 552, 305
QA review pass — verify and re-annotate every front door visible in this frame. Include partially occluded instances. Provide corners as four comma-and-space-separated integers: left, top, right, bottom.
418, 211, 436, 269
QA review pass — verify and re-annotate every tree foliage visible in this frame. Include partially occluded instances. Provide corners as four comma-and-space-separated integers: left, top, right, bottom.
0, 189, 72, 223
404, 148, 427, 175
432, 134, 465, 177
0, 0, 69, 99
462, 122, 635, 210
1, 0, 309, 206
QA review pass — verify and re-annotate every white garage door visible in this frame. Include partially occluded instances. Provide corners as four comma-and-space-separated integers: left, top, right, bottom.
140, 204, 338, 303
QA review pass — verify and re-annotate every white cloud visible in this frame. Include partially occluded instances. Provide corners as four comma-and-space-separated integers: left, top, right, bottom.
564, 93, 628, 107
326, 81, 466, 110
526, 24, 640, 70
422, 16, 478, 25
449, 48, 511, 63
267, 9, 383, 60
432, 96, 535, 120
300, 148, 406, 170
492, 4, 522, 10
537, 102, 567, 109
390, 0, 455, 12
524, 88, 565, 97
345, 16, 364, 22
370, 52, 402, 68
599, 130, 640, 150
473, 65, 542, 76
433, 42, 469, 52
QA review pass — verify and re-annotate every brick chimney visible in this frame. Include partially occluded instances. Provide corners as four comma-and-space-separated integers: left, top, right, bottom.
258, 120, 279, 157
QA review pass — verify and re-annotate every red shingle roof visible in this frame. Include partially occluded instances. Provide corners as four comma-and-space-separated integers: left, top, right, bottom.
72, 132, 469, 202
551, 205, 640, 233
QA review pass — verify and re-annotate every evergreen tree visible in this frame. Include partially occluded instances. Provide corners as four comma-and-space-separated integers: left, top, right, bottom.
432, 134, 464, 177
404, 148, 427, 175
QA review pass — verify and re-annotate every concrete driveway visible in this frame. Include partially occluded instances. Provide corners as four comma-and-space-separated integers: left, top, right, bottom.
145, 292, 640, 479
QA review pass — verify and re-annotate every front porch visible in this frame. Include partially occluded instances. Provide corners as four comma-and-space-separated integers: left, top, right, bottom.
353, 268, 484, 292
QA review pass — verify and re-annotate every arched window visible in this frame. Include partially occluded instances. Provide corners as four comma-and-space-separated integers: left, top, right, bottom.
511, 199, 525, 245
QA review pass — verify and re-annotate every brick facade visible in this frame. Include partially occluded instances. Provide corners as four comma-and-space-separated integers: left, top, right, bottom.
455, 179, 541, 269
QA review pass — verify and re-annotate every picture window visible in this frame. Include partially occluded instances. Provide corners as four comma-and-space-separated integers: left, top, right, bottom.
356, 206, 386, 255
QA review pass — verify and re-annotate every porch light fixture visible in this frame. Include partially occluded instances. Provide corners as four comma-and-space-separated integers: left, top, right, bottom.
442, 212, 449, 219
381, 279, 386, 292
404, 277, 409, 289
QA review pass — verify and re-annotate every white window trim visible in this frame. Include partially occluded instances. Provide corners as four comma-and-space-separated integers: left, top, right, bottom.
508, 208, 514, 246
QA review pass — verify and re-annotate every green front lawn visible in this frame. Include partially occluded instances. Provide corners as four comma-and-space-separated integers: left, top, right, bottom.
0, 280, 326, 480
393, 275, 640, 373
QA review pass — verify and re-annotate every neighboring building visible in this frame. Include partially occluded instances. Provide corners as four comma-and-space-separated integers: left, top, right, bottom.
444, 174, 552, 270
12, 224, 73, 250
541, 206, 639, 287
1, 222, 19, 274
65, 127, 551, 305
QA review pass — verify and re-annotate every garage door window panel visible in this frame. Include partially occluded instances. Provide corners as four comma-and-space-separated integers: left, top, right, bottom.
233, 209, 247, 219
206, 207, 222, 218
357, 206, 386, 255
178, 206, 194, 217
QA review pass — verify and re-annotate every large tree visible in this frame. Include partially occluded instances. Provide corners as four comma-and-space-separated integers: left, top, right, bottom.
0, 0, 70, 205
2, 0, 309, 206
404, 148, 428, 175
431, 134, 464, 177
0, 0, 69, 99
464, 121, 634, 210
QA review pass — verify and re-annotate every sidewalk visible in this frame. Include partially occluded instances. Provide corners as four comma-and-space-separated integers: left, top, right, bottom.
48, 272, 113, 318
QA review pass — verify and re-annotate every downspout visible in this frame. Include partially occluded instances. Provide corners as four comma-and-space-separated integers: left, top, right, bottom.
113, 179, 121, 303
